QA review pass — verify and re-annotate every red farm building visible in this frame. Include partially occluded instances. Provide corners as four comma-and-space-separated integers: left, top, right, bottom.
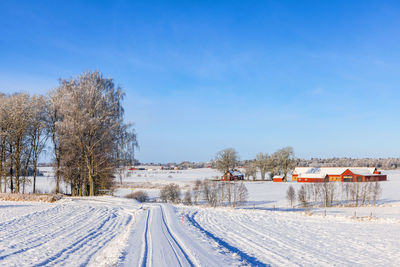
292, 167, 386, 183
273, 175, 284, 182
221, 170, 245, 181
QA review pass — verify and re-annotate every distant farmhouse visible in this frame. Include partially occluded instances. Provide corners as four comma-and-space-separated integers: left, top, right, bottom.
292, 167, 387, 183
222, 170, 245, 181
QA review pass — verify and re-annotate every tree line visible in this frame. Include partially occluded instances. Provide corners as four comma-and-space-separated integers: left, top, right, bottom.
286, 181, 382, 209
296, 157, 400, 169
213, 147, 295, 181
0, 71, 137, 196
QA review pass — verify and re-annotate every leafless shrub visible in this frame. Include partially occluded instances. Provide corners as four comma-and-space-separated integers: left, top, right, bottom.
125, 190, 148, 202
207, 182, 220, 207
183, 190, 192, 205
286, 185, 295, 207
233, 182, 248, 207
297, 181, 383, 208
202, 180, 211, 203
372, 181, 382, 205
297, 185, 308, 208
192, 180, 202, 205
159, 183, 181, 203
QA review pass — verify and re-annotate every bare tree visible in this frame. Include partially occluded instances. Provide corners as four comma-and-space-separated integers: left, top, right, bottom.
160, 183, 181, 203
7, 93, 31, 193
297, 184, 308, 208
214, 148, 238, 173
272, 147, 295, 181
372, 181, 382, 205
47, 89, 63, 193
55, 71, 136, 196
202, 179, 211, 203
29, 95, 49, 193
244, 162, 257, 180
255, 153, 269, 180
232, 181, 248, 207
184, 190, 192, 205
286, 185, 296, 207
192, 180, 202, 205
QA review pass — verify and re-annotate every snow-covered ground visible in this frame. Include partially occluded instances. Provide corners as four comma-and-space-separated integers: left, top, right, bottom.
1, 168, 400, 266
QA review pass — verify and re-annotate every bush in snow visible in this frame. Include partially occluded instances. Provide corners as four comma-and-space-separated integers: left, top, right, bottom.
201, 180, 248, 207
0, 193, 63, 202
159, 183, 181, 203
192, 180, 202, 205
232, 182, 248, 207
125, 190, 148, 202
297, 185, 308, 208
183, 190, 192, 205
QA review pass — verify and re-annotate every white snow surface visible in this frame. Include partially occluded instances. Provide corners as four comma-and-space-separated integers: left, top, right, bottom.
1, 168, 400, 266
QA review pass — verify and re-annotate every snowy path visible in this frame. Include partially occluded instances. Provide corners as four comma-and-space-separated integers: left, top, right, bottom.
141, 205, 195, 266
119, 204, 239, 267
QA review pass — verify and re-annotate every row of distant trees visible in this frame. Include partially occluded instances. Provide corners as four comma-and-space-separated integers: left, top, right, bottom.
0, 71, 137, 196
214, 147, 295, 181
286, 181, 382, 208
296, 157, 400, 169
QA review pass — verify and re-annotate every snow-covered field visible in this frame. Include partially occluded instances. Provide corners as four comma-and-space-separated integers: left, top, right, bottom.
1, 168, 400, 266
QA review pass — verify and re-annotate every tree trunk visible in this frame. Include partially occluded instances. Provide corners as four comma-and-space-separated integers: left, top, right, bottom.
33, 160, 37, 194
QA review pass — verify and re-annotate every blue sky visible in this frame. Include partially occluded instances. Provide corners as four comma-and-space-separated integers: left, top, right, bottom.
1, 0, 400, 163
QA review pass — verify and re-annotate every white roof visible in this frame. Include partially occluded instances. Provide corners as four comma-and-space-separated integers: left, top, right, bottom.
231, 170, 244, 176
293, 167, 377, 178
273, 175, 283, 179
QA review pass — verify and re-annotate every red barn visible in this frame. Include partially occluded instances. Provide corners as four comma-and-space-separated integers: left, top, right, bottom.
293, 167, 386, 183
273, 175, 284, 182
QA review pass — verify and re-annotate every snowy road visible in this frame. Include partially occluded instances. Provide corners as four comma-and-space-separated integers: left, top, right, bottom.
120, 204, 239, 267
140, 205, 195, 267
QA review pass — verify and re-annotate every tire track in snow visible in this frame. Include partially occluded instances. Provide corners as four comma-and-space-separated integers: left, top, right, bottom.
138, 205, 196, 267
0, 202, 131, 266
140, 209, 150, 267
0, 205, 99, 260
158, 205, 195, 267
186, 211, 267, 267
34, 209, 124, 266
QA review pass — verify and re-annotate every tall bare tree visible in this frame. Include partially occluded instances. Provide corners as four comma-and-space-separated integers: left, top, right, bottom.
7, 93, 31, 193
286, 185, 296, 207
244, 162, 257, 180
255, 152, 269, 180
272, 147, 295, 181
55, 71, 136, 196
29, 95, 49, 193
48, 89, 63, 193
214, 148, 238, 173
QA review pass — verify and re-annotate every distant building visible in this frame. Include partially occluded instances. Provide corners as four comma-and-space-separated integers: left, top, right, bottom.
221, 170, 244, 181
272, 175, 284, 182
292, 167, 386, 183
